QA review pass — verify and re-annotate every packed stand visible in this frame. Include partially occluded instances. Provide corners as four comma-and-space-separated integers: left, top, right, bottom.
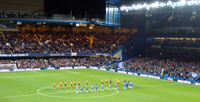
112, 49, 200, 80
49, 57, 116, 67
4, 31, 48, 53
0, 57, 118, 68
1, 31, 132, 54
39, 32, 132, 53
117, 57, 200, 80
149, 38, 200, 48
0, 33, 11, 54
151, 10, 200, 28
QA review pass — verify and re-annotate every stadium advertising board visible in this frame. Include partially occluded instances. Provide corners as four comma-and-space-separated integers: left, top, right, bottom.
118, 71, 127, 74
134, 73, 138, 76
194, 82, 200, 86
0, 53, 111, 57
177, 80, 191, 84
140, 74, 148, 77
128, 72, 133, 75
109, 69, 115, 72
164, 77, 173, 81
148, 75, 160, 79
90, 66, 99, 69
0, 69, 10, 72
74, 66, 86, 69
25, 68, 41, 71
43, 67, 55, 70
25, 68, 33, 71
71, 52, 77, 56
140, 74, 160, 79
95, 53, 110, 56
60, 67, 72, 69
33, 68, 41, 70
14, 69, 26, 71
99, 68, 107, 71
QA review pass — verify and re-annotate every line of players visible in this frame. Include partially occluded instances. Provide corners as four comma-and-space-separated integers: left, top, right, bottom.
53, 78, 133, 94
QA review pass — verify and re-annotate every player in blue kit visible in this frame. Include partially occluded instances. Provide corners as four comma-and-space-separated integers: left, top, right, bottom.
123, 82, 126, 89
91, 84, 94, 93
129, 81, 133, 89
86, 85, 88, 93
101, 84, 104, 91
108, 83, 112, 91
95, 84, 98, 92
80, 85, 83, 93
115, 82, 117, 90
76, 85, 78, 94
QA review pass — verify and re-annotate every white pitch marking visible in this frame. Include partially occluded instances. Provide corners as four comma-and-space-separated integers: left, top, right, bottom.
0, 94, 39, 98
0, 75, 45, 78
0, 84, 182, 99
37, 86, 119, 98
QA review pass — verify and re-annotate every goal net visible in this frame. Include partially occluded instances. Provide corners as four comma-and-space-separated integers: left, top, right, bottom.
0, 64, 17, 70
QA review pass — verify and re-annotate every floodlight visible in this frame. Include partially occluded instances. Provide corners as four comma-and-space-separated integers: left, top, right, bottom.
160, 3, 163, 7
155, 2, 159, 7
177, 2, 180, 5
137, 4, 142, 9
173, 2, 177, 6
191, 0, 195, 4
180, 0, 186, 5
151, 4, 154, 7
167, 1, 172, 6
195, 0, 199, 4
143, 3, 147, 8
187, 1, 191, 5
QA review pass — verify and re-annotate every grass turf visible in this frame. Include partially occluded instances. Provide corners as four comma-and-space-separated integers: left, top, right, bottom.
0, 68, 200, 102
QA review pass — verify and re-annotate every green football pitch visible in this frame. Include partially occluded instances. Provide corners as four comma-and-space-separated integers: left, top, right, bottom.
0, 68, 200, 102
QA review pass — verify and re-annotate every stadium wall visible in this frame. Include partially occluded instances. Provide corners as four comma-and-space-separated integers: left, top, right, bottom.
122, 23, 146, 61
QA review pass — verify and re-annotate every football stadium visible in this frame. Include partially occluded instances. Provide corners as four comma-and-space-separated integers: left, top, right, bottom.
0, 0, 200, 102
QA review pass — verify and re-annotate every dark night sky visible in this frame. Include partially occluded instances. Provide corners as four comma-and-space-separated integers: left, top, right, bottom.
44, 0, 182, 19
44, 0, 106, 19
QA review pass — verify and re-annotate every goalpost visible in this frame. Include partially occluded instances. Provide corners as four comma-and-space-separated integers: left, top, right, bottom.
0, 64, 17, 71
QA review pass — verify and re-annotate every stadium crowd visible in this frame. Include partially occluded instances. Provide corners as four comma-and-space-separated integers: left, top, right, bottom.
1, 31, 132, 54
149, 39, 200, 48
0, 34, 9, 54
0, 57, 118, 68
112, 50, 200, 80
151, 10, 200, 28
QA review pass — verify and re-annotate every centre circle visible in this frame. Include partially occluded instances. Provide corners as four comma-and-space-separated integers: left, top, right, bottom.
37, 86, 119, 98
